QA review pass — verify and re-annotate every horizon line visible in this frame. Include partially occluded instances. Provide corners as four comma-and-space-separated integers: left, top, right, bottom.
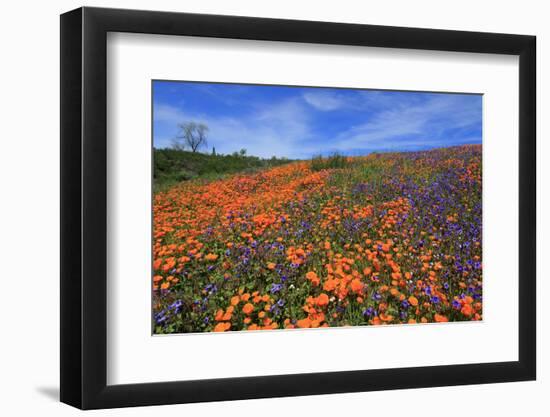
153, 142, 482, 160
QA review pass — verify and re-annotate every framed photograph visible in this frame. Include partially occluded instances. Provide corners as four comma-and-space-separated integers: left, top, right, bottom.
60, 6, 536, 409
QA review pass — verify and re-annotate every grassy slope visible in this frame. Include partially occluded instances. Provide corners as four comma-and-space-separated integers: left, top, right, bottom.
153, 148, 293, 191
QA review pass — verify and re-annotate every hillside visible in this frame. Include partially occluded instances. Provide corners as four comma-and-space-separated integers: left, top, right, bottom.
153, 148, 293, 191
153, 145, 483, 333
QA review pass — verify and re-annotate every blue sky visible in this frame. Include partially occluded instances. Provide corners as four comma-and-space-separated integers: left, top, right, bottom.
153, 81, 482, 159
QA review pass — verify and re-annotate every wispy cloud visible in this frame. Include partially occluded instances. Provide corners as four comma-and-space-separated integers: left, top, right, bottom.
329, 94, 482, 153
302, 91, 345, 111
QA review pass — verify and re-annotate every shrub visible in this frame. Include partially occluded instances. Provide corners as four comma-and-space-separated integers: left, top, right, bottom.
310, 153, 348, 171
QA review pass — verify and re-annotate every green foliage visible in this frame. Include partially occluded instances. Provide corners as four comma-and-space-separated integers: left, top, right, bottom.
153, 148, 292, 191
310, 153, 348, 171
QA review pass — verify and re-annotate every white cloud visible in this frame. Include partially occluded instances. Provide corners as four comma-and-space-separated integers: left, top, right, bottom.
153, 99, 313, 158
302, 91, 345, 111
329, 94, 481, 152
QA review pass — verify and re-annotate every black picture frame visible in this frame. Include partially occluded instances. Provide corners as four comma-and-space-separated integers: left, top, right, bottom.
60, 6, 536, 410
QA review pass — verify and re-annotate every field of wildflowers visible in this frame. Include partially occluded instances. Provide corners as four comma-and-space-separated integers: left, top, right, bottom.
153, 145, 482, 333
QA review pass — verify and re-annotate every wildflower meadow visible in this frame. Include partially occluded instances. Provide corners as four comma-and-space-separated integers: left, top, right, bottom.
152, 145, 482, 333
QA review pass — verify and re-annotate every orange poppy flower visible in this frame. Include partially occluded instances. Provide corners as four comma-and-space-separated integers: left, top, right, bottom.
323, 279, 337, 292
434, 314, 448, 322
350, 278, 364, 294
461, 304, 474, 317
153, 259, 162, 271
213, 322, 231, 332
379, 313, 393, 322
242, 303, 254, 315
305, 271, 320, 286
315, 293, 329, 307
296, 318, 311, 328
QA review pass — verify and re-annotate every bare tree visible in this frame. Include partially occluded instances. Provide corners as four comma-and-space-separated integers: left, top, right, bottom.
172, 122, 209, 152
